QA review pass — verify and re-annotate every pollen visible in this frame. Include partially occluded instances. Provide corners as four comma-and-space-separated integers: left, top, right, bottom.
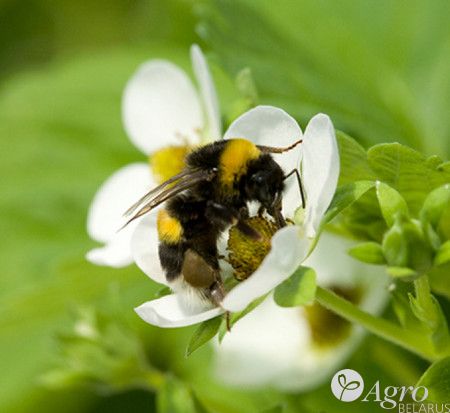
305, 286, 361, 348
227, 216, 278, 281
150, 145, 191, 184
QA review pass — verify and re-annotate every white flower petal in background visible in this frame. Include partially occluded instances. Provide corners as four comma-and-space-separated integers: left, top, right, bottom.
135, 294, 224, 328
131, 215, 166, 286
302, 114, 340, 238
224, 105, 304, 217
215, 233, 389, 391
191, 45, 222, 141
86, 163, 154, 267
122, 60, 203, 154
222, 226, 310, 312
86, 231, 136, 268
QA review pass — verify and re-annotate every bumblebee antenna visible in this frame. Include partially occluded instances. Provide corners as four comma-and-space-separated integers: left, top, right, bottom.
257, 138, 302, 154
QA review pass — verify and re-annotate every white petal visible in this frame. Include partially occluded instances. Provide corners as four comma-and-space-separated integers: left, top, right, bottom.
215, 233, 389, 392
131, 215, 167, 286
222, 226, 310, 312
216, 294, 361, 391
87, 163, 153, 242
190, 45, 222, 141
135, 294, 224, 328
86, 231, 134, 267
302, 114, 339, 237
122, 60, 203, 154
224, 106, 303, 216
86, 163, 154, 267
215, 295, 311, 388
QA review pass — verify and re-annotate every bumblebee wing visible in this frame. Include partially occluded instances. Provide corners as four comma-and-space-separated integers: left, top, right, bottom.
124, 168, 193, 217
121, 168, 217, 228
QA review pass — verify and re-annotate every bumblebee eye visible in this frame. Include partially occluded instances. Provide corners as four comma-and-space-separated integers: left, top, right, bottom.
251, 172, 265, 184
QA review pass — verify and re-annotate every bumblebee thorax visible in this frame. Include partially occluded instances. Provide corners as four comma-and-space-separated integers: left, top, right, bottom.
219, 139, 261, 191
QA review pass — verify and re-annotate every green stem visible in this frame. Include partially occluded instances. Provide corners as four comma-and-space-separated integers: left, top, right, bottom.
315, 286, 436, 361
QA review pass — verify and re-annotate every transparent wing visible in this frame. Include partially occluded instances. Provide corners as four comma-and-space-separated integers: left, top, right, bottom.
121, 168, 217, 228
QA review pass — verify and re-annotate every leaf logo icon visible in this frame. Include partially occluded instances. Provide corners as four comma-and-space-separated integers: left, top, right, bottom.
331, 369, 364, 402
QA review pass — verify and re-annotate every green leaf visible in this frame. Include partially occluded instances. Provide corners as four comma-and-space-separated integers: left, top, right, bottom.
409, 291, 450, 351
402, 219, 434, 273
348, 242, 386, 265
201, 0, 450, 158
336, 131, 374, 185
429, 263, 450, 300
421, 184, 450, 224
387, 267, 417, 279
154, 286, 172, 299
416, 357, 450, 403
376, 182, 409, 227
274, 267, 316, 307
185, 316, 222, 357
322, 181, 376, 226
367, 143, 450, 214
435, 241, 450, 266
382, 223, 408, 267
157, 376, 197, 413
423, 221, 442, 251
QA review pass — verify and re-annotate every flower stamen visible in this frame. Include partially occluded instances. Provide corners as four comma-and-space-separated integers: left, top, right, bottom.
227, 216, 279, 281
305, 286, 362, 348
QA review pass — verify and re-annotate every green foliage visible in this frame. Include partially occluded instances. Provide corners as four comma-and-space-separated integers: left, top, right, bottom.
322, 180, 376, 226
376, 182, 409, 227
185, 316, 222, 357
416, 357, 450, 403
348, 242, 386, 265
41, 308, 160, 393
273, 267, 316, 307
200, 0, 450, 158
367, 144, 450, 215
157, 376, 197, 413
435, 241, 450, 266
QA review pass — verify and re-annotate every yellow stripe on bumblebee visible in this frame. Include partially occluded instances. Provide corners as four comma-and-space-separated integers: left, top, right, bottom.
157, 209, 183, 244
219, 139, 261, 188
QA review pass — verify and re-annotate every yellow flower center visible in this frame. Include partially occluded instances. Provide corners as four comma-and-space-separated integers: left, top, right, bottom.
227, 216, 279, 281
150, 145, 191, 184
305, 286, 361, 348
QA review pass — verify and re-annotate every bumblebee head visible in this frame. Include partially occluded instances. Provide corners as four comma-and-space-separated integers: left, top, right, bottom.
244, 155, 285, 209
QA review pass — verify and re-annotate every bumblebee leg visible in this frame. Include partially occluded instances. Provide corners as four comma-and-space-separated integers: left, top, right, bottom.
206, 201, 261, 240
257, 205, 265, 217
284, 168, 306, 209
225, 311, 231, 332
267, 194, 286, 228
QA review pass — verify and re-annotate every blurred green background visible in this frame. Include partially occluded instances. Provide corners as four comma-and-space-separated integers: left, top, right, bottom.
0, 0, 448, 412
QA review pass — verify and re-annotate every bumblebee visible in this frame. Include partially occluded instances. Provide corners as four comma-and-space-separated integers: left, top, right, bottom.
124, 138, 303, 311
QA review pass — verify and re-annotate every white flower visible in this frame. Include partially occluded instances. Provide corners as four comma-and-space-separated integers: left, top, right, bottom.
214, 233, 389, 391
134, 106, 340, 327
86, 45, 221, 267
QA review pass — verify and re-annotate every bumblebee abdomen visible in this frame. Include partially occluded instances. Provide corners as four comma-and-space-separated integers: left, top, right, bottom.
157, 209, 183, 244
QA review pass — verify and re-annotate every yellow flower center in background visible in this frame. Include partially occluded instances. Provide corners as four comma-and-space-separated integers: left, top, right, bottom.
227, 216, 278, 281
150, 145, 191, 184
305, 286, 361, 348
